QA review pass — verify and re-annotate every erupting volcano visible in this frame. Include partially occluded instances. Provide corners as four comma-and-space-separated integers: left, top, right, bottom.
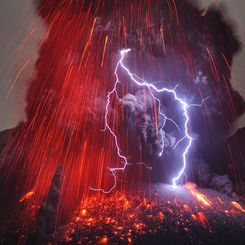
0, 0, 244, 244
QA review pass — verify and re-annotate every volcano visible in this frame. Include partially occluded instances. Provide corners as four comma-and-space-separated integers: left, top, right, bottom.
0, 0, 245, 244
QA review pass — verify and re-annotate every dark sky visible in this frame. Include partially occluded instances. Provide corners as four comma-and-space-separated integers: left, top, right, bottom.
0, 0, 244, 131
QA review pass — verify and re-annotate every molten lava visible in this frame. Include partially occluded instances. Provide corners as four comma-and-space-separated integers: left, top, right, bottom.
184, 183, 212, 207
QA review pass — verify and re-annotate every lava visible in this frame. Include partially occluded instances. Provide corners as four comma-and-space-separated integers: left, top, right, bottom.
61, 185, 245, 244
184, 182, 212, 207
231, 201, 245, 213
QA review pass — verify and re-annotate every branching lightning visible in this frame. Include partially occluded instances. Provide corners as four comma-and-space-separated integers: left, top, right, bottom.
90, 49, 208, 193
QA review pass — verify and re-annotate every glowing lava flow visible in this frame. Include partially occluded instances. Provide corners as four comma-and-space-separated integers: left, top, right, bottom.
91, 49, 207, 193
185, 183, 212, 207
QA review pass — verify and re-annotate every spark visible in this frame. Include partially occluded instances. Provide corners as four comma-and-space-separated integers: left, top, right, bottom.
90, 49, 207, 192
18, 191, 34, 203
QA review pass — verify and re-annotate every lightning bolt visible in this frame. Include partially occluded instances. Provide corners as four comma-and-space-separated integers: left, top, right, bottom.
90, 49, 207, 193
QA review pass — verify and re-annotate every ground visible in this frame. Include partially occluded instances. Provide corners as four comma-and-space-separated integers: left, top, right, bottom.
58, 183, 245, 245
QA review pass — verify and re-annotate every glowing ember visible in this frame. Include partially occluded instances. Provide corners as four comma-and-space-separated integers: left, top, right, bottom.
18, 191, 34, 203
196, 212, 209, 228
60, 186, 245, 244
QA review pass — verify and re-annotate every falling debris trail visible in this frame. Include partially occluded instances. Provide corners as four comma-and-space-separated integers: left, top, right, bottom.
60, 184, 245, 244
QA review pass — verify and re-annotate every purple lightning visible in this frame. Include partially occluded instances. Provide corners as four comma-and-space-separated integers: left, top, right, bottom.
90, 49, 208, 193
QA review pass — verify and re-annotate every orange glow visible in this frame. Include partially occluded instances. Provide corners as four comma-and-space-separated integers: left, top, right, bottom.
231, 201, 245, 213
194, 193, 212, 207
191, 212, 209, 228
197, 212, 209, 228
158, 211, 164, 221
191, 214, 197, 221
99, 236, 108, 244
183, 204, 191, 212
101, 35, 108, 67
184, 183, 211, 207
19, 191, 34, 203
